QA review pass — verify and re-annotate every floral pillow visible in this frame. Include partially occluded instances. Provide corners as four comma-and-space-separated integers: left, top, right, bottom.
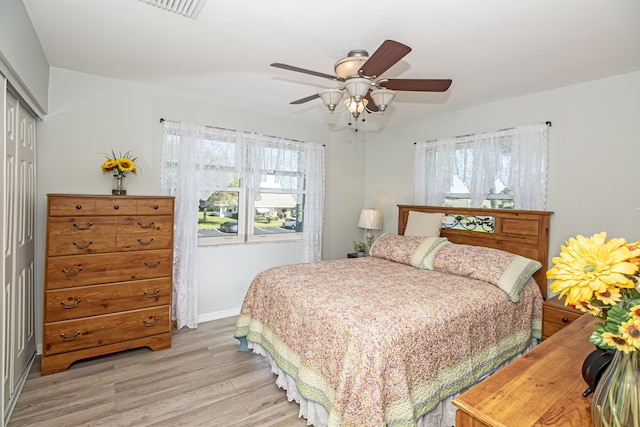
429, 243, 542, 302
370, 233, 448, 267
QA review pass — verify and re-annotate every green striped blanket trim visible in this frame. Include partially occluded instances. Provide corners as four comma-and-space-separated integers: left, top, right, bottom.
413, 238, 450, 270
235, 315, 336, 412
234, 314, 537, 427
383, 329, 532, 426
532, 316, 542, 339
496, 257, 542, 302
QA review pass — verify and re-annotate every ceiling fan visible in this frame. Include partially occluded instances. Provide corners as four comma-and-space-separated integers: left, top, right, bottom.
271, 40, 452, 128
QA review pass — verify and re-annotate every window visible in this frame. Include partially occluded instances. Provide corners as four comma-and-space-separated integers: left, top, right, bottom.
161, 121, 324, 249
414, 122, 549, 210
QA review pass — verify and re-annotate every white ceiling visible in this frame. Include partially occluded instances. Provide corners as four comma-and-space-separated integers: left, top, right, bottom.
22, 0, 640, 130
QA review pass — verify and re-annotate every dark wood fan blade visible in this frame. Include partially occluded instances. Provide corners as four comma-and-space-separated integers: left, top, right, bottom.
290, 93, 320, 105
271, 63, 341, 81
359, 40, 412, 78
364, 92, 379, 113
379, 79, 452, 92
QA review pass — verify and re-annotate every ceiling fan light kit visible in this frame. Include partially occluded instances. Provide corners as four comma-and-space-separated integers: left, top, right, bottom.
370, 89, 396, 113
344, 78, 372, 102
319, 89, 344, 113
272, 40, 452, 130
334, 50, 369, 79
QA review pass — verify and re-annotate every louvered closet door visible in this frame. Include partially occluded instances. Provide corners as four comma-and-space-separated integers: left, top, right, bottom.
3, 91, 36, 411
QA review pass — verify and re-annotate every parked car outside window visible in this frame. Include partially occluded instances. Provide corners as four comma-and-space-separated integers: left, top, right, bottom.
282, 218, 297, 230
219, 221, 238, 233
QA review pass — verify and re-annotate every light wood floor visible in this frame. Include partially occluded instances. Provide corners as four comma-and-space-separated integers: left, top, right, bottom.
8, 316, 308, 427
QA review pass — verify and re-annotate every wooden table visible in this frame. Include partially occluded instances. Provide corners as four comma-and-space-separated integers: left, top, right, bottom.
452, 314, 596, 426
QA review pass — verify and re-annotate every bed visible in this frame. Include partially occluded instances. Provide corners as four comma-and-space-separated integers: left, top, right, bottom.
234, 205, 552, 427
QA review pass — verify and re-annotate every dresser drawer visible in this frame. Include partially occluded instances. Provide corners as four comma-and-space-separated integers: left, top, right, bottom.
136, 198, 174, 215
45, 278, 172, 322
116, 233, 173, 251
116, 216, 174, 234
47, 216, 117, 236
47, 234, 117, 256
49, 197, 98, 216
43, 306, 171, 356
543, 304, 582, 338
46, 249, 173, 289
96, 198, 137, 215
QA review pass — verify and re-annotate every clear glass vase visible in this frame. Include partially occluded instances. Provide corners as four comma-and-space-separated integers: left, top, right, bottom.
591, 350, 640, 427
112, 174, 127, 195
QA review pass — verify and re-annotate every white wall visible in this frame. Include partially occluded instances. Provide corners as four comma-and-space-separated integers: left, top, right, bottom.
366, 71, 640, 294
0, 0, 49, 115
35, 68, 368, 339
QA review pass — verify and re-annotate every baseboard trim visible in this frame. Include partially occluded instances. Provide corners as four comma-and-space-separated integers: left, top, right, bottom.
198, 308, 240, 324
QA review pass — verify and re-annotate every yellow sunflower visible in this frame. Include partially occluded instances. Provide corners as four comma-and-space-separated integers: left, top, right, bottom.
601, 332, 636, 353
101, 159, 117, 173
630, 305, 640, 319
627, 240, 640, 268
594, 286, 622, 305
101, 150, 139, 176
620, 318, 640, 348
117, 158, 135, 173
575, 301, 603, 317
547, 232, 638, 306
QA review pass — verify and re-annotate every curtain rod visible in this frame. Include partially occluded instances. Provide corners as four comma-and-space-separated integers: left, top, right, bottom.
159, 118, 324, 146
413, 121, 552, 145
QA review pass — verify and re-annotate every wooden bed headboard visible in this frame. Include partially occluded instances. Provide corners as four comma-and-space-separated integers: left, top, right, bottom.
397, 205, 553, 298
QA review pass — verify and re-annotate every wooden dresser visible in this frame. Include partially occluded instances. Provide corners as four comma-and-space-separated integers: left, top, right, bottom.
452, 314, 596, 426
42, 194, 175, 375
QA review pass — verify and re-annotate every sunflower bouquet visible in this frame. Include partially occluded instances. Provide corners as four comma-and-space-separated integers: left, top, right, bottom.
101, 150, 138, 176
547, 232, 640, 352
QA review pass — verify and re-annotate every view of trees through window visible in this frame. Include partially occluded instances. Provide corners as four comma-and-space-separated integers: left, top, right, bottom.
197, 187, 303, 238
443, 176, 515, 209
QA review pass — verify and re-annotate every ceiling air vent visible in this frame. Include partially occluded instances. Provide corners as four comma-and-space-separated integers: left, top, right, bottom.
138, 0, 207, 19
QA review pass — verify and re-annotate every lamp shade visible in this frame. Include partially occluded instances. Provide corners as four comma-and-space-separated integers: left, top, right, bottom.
319, 89, 344, 113
370, 89, 396, 113
358, 208, 382, 230
344, 78, 371, 101
334, 49, 369, 79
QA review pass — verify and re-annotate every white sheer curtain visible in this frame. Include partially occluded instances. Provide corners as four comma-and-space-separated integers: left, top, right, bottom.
160, 120, 242, 329
302, 142, 325, 262
160, 120, 325, 328
414, 122, 549, 210
242, 133, 325, 262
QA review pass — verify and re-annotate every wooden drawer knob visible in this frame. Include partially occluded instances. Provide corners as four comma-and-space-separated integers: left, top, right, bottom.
76, 205, 82, 210
562, 317, 569, 323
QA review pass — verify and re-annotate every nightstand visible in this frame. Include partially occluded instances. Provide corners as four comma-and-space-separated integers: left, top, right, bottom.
347, 252, 365, 258
542, 294, 583, 339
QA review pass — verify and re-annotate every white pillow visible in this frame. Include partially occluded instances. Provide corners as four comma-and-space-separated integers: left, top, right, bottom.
404, 211, 444, 237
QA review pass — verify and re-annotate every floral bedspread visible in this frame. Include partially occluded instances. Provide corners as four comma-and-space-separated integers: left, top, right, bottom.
234, 257, 542, 427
